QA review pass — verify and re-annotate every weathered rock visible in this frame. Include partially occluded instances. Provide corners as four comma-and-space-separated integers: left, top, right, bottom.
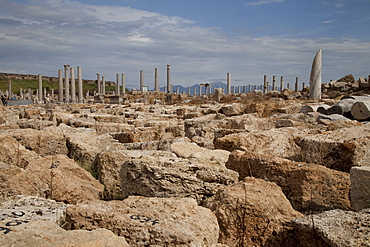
203, 177, 303, 247
292, 209, 370, 247
220, 104, 244, 116
65, 197, 219, 246
0, 163, 46, 202
350, 166, 370, 211
299, 123, 370, 172
170, 141, 230, 166
225, 151, 350, 212
26, 155, 104, 204
0, 220, 129, 247
0, 133, 40, 168
5, 127, 68, 156
214, 127, 302, 160
275, 118, 294, 128
120, 155, 238, 203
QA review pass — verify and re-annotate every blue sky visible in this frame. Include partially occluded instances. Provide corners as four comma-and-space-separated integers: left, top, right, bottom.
0, 0, 369, 89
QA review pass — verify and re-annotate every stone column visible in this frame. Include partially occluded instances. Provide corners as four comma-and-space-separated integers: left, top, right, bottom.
309, 49, 322, 100
51, 89, 54, 98
263, 75, 267, 94
248, 84, 252, 93
154, 68, 159, 92
272, 75, 276, 91
287, 83, 290, 89
226, 73, 231, 94
102, 76, 106, 95
97, 73, 101, 94
20, 88, 23, 99
38, 74, 42, 102
193, 86, 196, 96
64, 65, 70, 102
7, 80, 11, 99
167, 65, 171, 93
295, 77, 299, 92
121, 73, 126, 95
280, 76, 284, 91
77, 66, 83, 103
187, 87, 190, 95
70, 67, 76, 103
116, 74, 120, 95
58, 70, 63, 102
140, 70, 144, 92
302, 82, 305, 90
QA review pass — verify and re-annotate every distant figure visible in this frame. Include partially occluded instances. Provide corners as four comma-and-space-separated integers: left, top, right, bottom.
1, 95, 7, 106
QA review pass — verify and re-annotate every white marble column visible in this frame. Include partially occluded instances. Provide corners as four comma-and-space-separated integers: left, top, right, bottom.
58, 70, 63, 102
140, 70, 144, 92
38, 74, 42, 102
97, 73, 101, 94
309, 49, 322, 100
116, 74, 120, 95
227, 73, 231, 94
77, 66, 83, 103
64, 65, 70, 102
70, 67, 76, 103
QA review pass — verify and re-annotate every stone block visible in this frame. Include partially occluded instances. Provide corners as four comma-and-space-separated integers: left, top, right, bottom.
350, 166, 370, 211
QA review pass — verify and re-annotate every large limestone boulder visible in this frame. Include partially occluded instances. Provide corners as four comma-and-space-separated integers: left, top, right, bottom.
220, 103, 244, 116
299, 123, 370, 172
5, 127, 68, 156
292, 209, 370, 247
170, 141, 230, 166
203, 177, 303, 247
65, 197, 219, 246
120, 155, 238, 203
214, 127, 302, 160
26, 155, 104, 204
0, 133, 39, 168
0, 163, 46, 202
226, 150, 350, 212
0, 220, 129, 247
350, 166, 370, 211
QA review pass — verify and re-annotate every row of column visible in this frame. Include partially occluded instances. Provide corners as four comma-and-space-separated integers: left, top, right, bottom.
58, 65, 83, 103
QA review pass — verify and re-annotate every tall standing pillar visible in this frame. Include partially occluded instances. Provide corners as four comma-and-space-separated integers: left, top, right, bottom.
58, 70, 63, 102
64, 64, 70, 102
77, 66, 83, 103
280, 76, 284, 91
295, 77, 299, 92
227, 73, 231, 94
70, 67, 76, 103
263, 75, 268, 94
121, 73, 126, 94
97, 73, 101, 94
309, 49, 322, 100
154, 68, 159, 92
140, 70, 144, 91
102, 76, 106, 95
187, 87, 190, 95
272, 75, 276, 91
249, 83, 252, 93
38, 74, 42, 102
167, 65, 171, 93
116, 74, 120, 95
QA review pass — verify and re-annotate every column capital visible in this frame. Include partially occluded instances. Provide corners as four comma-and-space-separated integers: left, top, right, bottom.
64, 64, 70, 69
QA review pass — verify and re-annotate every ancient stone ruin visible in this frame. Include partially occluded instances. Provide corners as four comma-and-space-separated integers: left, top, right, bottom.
1, 71, 370, 246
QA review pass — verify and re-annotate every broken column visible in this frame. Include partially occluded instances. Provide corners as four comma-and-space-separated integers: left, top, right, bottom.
167, 65, 171, 93
70, 67, 76, 103
263, 75, 268, 94
227, 73, 231, 94
58, 70, 63, 102
77, 66, 83, 103
309, 49, 322, 100
64, 64, 70, 102
295, 77, 299, 92
140, 70, 144, 92
38, 74, 42, 102
272, 75, 276, 91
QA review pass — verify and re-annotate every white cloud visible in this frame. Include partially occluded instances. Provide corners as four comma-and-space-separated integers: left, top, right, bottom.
0, 0, 369, 89
246, 0, 286, 6
321, 20, 335, 24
